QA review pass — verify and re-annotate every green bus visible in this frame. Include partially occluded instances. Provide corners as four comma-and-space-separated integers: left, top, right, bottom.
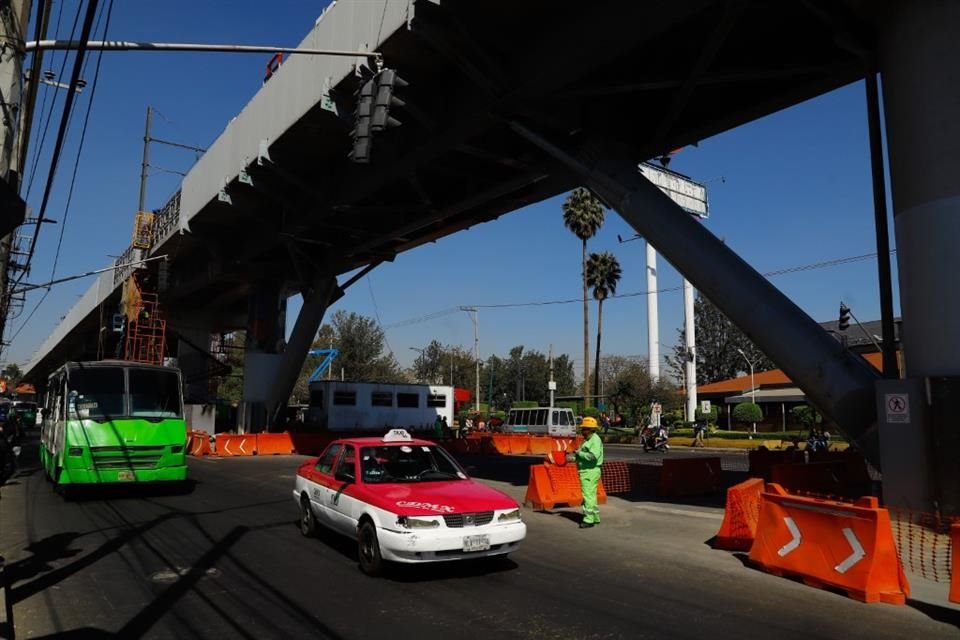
40, 361, 188, 488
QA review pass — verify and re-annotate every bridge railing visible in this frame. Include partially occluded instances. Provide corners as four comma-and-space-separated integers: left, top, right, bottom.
152, 190, 182, 248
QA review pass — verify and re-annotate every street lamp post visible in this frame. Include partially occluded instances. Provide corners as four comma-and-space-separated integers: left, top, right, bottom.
736, 348, 757, 434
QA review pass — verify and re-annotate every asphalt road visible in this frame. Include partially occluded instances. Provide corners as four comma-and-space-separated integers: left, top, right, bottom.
603, 444, 749, 471
1, 444, 957, 639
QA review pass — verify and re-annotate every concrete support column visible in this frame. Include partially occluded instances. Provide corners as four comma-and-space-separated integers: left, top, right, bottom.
241, 281, 287, 432
176, 323, 215, 433
879, 1, 960, 514
684, 278, 697, 423
509, 122, 882, 465
266, 273, 339, 427
880, 2, 960, 376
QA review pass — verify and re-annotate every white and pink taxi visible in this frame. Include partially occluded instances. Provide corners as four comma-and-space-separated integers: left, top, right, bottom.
293, 429, 526, 575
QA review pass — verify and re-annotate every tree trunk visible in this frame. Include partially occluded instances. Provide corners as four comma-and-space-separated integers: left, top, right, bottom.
582, 239, 590, 406
594, 298, 603, 402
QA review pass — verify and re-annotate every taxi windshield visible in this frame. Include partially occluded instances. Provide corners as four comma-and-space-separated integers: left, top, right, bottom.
360, 444, 465, 484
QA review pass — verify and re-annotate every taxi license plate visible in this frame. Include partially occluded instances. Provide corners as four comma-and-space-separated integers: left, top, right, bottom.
117, 470, 135, 481
462, 535, 490, 552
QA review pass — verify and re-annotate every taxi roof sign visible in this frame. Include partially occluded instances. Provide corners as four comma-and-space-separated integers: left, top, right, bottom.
383, 428, 413, 442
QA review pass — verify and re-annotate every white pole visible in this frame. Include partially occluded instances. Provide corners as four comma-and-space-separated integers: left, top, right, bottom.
549, 344, 555, 408
683, 278, 697, 423
646, 241, 660, 381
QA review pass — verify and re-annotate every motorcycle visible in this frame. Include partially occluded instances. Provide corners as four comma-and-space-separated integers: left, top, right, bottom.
640, 425, 670, 453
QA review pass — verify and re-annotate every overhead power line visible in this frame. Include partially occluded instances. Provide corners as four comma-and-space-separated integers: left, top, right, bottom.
13, 0, 100, 291
383, 250, 895, 327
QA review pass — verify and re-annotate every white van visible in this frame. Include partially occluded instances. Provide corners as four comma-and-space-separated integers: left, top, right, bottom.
504, 407, 577, 437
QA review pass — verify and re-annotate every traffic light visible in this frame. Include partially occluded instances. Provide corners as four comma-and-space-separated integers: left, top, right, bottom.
348, 77, 375, 163
838, 303, 851, 331
371, 68, 407, 132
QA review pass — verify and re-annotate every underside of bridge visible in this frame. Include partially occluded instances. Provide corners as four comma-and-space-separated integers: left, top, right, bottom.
30, 1, 960, 497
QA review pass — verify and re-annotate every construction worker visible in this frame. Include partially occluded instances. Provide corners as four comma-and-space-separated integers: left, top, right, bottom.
569, 416, 604, 528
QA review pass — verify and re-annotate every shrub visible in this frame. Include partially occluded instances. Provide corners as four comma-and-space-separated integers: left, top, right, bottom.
695, 405, 719, 426
511, 400, 538, 409
732, 402, 762, 425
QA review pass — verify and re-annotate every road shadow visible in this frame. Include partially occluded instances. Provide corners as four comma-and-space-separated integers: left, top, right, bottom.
385, 555, 519, 583
60, 479, 197, 502
906, 599, 960, 630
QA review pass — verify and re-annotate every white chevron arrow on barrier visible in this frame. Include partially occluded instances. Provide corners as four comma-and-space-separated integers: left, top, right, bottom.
835, 527, 866, 574
778, 517, 802, 557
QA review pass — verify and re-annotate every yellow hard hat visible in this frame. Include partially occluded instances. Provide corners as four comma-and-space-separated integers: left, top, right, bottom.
581, 416, 599, 429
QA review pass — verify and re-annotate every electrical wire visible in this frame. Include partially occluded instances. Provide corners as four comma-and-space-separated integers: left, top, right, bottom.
366, 273, 395, 358
7, 1, 112, 346
24, 0, 75, 200
12, 0, 100, 291
382, 250, 896, 327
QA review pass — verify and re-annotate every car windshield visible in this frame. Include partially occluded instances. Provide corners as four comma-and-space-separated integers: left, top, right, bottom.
68, 367, 125, 421
360, 444, 466, 484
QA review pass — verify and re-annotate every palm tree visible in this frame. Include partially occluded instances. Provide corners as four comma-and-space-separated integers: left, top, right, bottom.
562, 188, 605, 406
586, 251, 622, 401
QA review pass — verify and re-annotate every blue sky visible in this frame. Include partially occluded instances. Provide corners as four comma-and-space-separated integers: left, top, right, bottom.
8, 1, 899, 379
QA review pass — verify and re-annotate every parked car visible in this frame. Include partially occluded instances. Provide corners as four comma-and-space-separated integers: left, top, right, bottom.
293, 429, 526, 576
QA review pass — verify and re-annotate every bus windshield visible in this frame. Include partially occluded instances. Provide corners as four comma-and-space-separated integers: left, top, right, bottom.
69, 367, 125, 421
67, 366, 182, 421
130, 368, 182, 419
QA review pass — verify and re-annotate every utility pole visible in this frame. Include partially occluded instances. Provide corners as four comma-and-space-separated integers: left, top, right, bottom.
138, 106, 152, 212
460, 306, 479, 412
0, 0, 33, 357
646, 241, 660, 381
684, 278, 697, 423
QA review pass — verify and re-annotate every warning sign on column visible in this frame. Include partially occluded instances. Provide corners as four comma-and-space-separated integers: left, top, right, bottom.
885, 393, 910, 424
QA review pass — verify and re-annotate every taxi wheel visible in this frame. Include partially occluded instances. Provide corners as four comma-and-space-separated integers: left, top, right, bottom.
299, 495, 317, 537
358, 521, 383, 576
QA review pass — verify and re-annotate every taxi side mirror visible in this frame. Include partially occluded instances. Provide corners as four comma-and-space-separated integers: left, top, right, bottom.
335, 470, 355, 484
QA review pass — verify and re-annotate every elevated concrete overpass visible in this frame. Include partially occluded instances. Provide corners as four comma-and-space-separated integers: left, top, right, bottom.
19, 1, 960, 508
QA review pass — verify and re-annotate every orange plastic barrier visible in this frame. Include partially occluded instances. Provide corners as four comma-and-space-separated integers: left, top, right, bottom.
215, 433, 258, 457
256, 432, 294, 455
714, 478, 764, 551
657, 456, 722, 497
528, 436, 553, 456
523, 462, 607, 510
749, 483, 910, 604
951, 523, 960, 604
509, 435, 531, 455
186, 431, 212, 456
490, 434, 512, 455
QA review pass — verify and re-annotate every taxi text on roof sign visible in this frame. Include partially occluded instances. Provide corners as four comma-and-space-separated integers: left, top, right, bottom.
383, 428, 413, 442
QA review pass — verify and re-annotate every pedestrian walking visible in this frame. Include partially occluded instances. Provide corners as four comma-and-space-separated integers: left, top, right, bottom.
434, 415, 443, 440
568, 416, 604, 528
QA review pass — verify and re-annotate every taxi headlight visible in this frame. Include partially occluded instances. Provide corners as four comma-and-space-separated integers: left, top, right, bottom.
397, 516, 440, 529
498, 508, 522, 523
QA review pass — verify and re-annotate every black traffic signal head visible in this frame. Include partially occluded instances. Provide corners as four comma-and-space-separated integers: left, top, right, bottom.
838, 303, 851, 331
348, 77, 376, 163
371, 68, 408, 132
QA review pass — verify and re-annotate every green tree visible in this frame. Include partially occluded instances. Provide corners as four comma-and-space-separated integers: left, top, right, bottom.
791, 405, 822, 431
586, 251, 622, 400
601, 357, 679, 427
2, 363, 23, 387
668, 293, 775, 385
562, 187, 605, 405
291, 311, 403, 403
733, 402, 763, 428
411, 340, 475, 387
477, 347, 576, 410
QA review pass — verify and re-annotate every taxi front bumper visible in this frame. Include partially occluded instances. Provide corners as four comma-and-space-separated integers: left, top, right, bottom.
377, 521, 526, 563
